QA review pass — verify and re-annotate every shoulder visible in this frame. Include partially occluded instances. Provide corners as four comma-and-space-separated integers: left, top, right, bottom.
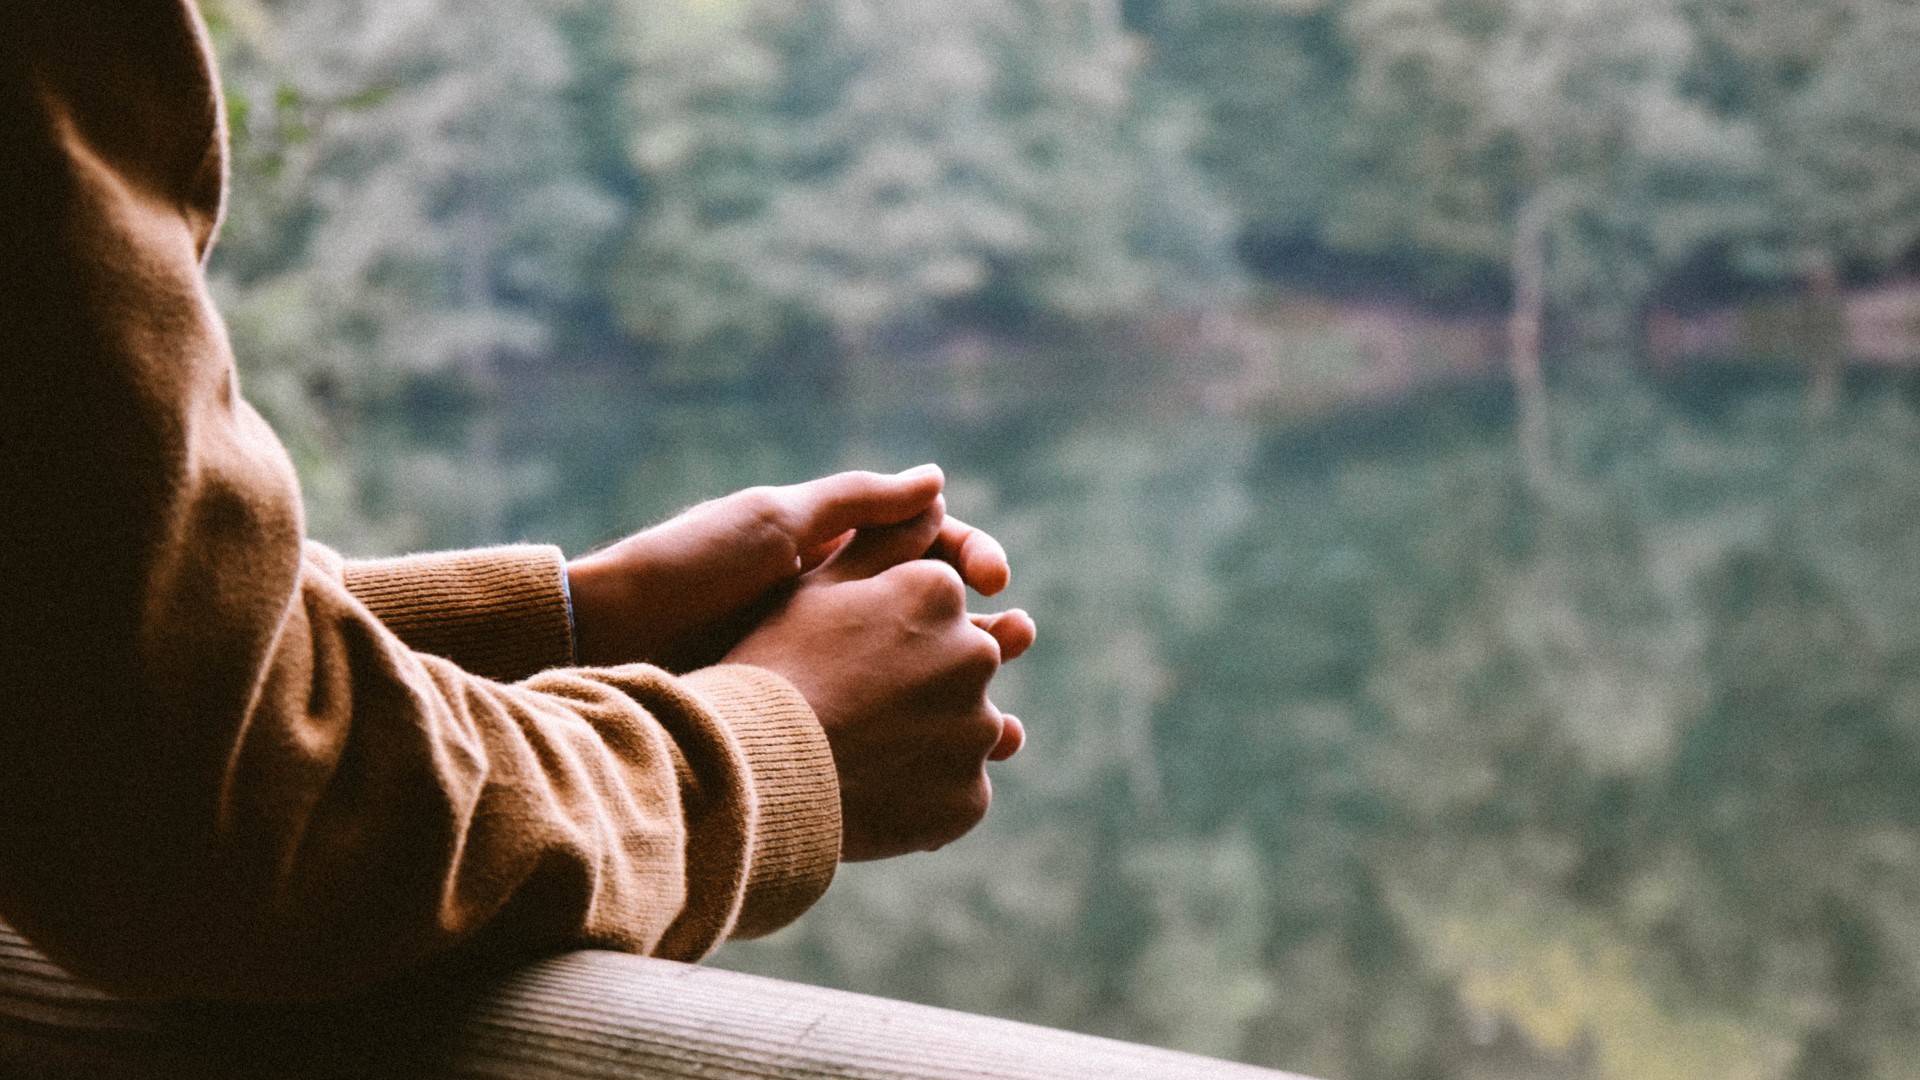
2, 0, 226, 258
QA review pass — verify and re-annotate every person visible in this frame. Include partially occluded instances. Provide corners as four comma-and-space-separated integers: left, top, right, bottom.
0, 0, 1036, 1005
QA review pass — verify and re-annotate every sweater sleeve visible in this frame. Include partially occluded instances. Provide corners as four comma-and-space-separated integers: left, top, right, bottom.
0, 0, 838, 1004
335, 545, 578, 681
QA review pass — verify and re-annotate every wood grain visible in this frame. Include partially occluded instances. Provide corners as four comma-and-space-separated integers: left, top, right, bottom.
0, 921, 1308, 1079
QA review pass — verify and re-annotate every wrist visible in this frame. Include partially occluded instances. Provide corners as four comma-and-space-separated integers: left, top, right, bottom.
563, 552, 641, 667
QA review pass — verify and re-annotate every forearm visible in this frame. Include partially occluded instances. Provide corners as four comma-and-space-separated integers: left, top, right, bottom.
0, 0, 837, 1003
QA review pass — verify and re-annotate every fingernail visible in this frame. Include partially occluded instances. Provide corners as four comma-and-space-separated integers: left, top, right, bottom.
901, 463, 942, 479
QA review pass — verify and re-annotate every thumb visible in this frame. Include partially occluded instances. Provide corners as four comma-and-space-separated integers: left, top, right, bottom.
782, 464, 945, 554
814, 498, 946, 583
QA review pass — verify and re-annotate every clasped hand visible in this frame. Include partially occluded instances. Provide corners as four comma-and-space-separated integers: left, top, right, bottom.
566, 466, 1035, 861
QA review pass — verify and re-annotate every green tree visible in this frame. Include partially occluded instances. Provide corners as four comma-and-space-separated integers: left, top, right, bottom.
607, 0, 1238, 385
1132, 0, 1356, 260
202, 0, 617, 550
1682, 0, 1920, 416
1335, 0, 1731, 485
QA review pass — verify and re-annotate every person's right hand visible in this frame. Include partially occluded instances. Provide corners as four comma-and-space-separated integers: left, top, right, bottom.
722, 506, 1036, 862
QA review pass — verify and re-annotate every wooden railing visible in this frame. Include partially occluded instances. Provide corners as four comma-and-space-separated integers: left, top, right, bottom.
0, 921, 1306, 1079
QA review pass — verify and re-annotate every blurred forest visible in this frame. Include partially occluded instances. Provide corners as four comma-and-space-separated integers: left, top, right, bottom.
196, 0, 1920, 1077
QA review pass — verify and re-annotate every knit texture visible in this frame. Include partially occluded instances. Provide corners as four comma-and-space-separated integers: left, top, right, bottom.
683, 666, 842, 939
343, 546, 576, 682
0, 0, 841, 1005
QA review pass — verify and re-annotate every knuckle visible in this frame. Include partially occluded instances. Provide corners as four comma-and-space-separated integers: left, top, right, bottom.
735, 486, 786, 527
952, 627, 1002, 683
902, 559, 967, 611
735, 487, 798, 554
936, 701, 1003, 764
955, 775, 992, 831
922, 778, 992, 854
969, 626, 1002, 665
966, 707, 1005, 755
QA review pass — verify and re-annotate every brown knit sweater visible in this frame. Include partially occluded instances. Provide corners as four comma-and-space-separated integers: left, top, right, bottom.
0, 0, 840, 1004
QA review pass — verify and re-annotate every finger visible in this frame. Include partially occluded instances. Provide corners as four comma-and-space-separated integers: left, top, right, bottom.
928, 516, 1011, 596
798, 530, 853, 572
814, 499, 947, 583
988, 714, 1025, 761
780, 465, 944, 552
970, 609, 1036, 662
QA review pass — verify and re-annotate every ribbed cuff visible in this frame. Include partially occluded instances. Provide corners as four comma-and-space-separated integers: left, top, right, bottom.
342, 545, 575, 683
681, 665, 841, 939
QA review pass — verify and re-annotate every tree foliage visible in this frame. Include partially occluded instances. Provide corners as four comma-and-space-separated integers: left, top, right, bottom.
609, 0, 1238, 382
202, 0, 619, 548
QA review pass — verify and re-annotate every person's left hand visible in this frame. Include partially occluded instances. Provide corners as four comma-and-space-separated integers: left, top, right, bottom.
565, 465, 1012, 671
